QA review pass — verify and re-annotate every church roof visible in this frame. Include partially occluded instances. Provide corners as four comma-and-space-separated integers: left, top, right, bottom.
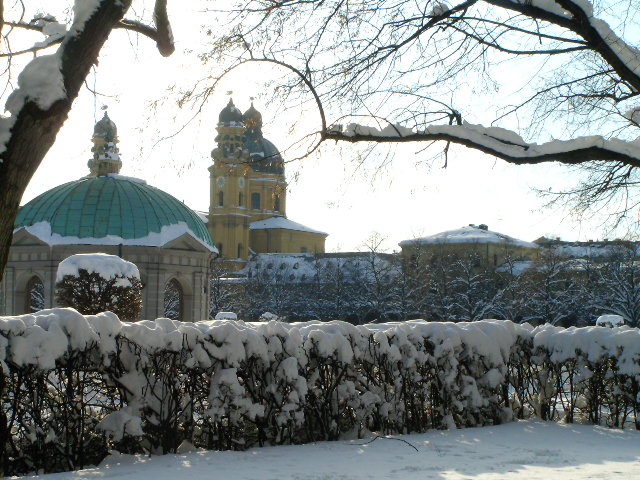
249, 216, 327, 235
15, 174, 215, 251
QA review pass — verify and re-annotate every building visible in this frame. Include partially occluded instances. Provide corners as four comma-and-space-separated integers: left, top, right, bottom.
208, 99, 327, 268
399, 224, 540, 268
2, 112, 216, 320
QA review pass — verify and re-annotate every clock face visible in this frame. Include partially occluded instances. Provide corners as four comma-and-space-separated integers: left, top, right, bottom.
216, 177, 226, 188
238, 177, 246, 188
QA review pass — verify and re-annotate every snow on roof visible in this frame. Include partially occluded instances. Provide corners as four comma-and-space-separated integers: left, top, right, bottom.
17, 221, 218, 253
195, 211, 209, 224
242, 252, 399, 284
399, 225, 538, 249
249, 216, 328, 235
57, 253, 140, 283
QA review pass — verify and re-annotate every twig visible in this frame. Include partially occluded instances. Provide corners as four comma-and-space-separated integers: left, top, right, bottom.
352, 435, 419, 452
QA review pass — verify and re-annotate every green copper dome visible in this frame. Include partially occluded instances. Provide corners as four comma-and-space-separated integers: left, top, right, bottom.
15, 176, 214, 249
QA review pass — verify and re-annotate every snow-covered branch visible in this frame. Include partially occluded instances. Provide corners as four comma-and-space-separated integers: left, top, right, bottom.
324, 122, 640, 167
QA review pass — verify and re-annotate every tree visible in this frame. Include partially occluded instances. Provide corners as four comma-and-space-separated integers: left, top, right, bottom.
0, 0, 175, 283
55, 253, 143, 320
207, 0, 640, 222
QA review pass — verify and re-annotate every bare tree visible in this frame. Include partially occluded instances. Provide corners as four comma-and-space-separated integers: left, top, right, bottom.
0, 1, 175, 282
202, 0, 640, 222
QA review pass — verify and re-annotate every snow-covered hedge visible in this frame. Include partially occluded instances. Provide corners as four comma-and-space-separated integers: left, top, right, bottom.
0, 309, 638, 475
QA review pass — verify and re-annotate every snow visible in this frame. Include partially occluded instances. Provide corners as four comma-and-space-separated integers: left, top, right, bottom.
106, 173, 146, 184
5, 54, 66, 115
56, 253, 140, 282
430, 2, 449, 16
399, 225, 538, 248
17, 221, 217, 253
249, 216, 327, 235
214, 311, 238, 320
596, 314, 625, 327
31, 421, 640, 480
71, 0, 102, 35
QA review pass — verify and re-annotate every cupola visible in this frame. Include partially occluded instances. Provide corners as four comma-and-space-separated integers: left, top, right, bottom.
88, 110, 122, 176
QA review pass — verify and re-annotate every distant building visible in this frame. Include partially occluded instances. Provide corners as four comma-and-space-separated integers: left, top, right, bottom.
533, 236, 639, 260
208, 99, 327, 268
399, 224, 540, 268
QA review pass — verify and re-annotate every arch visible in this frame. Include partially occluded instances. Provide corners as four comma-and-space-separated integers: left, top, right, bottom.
274, 194, 281, 212
164, 278, 184, 320
218, 191, 224, 207
25, 275, 45, 313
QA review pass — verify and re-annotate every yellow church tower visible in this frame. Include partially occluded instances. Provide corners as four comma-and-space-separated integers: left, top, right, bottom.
208, 98, 327, 266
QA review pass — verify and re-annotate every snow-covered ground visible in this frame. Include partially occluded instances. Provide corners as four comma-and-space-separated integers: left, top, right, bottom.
34, 421, 640, 480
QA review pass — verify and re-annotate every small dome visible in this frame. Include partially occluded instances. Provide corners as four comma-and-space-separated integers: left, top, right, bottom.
93, 111, 117, 143
243, 103, 263, 128
218, 98, 243, 124
15, 176, 214, 249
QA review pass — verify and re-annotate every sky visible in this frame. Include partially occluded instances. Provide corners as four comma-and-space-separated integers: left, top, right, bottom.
12, 1, 637, 253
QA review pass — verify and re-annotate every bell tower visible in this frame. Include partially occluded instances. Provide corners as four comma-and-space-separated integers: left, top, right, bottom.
208, 98, 251, 264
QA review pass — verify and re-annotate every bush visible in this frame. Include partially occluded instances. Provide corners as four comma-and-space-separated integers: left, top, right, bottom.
0, 311, 638, 476
55, 253, 143, 320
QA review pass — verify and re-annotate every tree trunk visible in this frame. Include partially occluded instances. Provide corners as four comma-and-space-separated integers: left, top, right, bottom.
0, 0, 134, 283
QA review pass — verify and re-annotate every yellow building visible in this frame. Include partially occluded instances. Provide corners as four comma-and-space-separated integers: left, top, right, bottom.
208, 99, 327, 267
399, 224, 540, 269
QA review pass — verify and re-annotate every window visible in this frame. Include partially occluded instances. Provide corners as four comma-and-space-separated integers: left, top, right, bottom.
238, 192, 244, 206
218, 191, 224, 207
274, 194, 281, 211
25, 276, 44, 313
217, 243, 223, 255
300, 247, 308, 253
251, 192, 261, 209
237, 243, 243, 258
164, 279, 183, 320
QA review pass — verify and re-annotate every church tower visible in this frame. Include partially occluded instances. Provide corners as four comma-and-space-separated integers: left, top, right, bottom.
209, 98, 327, 265
209, 99, 251, 261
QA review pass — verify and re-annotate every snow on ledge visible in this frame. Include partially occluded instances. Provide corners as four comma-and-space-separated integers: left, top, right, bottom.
17, 221, 217, 253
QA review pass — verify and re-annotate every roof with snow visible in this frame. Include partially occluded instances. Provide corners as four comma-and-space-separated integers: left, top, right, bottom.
249, 216, 327, 235
399, 225, 538, 249
15, 175, 215, 250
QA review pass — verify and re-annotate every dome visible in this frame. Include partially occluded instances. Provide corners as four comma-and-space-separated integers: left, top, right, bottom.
218, 98, 243, 124
243, 103, 263, 128
93, 111, 117, 143
244, 133, 284, 174
15, 176, 215, 250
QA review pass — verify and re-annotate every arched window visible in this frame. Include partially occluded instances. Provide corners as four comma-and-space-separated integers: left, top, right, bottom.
164, 279, 183, 320
238, 192, 244, 206
218, 191, 224, 207
237, 243, 243, 258
274, 194, 281, 212
217, 243, 223, 255
25, 276, 45, 313
251, 192, 261, 210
